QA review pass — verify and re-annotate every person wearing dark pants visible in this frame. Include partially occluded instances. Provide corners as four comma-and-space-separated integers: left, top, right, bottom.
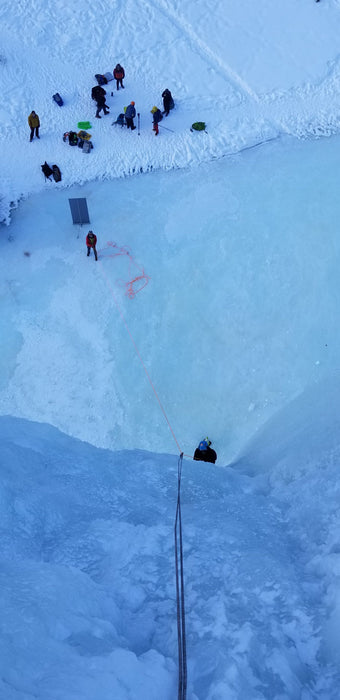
86, 231, 98, 260
125, 101, 136, 130
95, 95, 109, 118
113, 64, 125, 90
162, 89, 174, 116
28, 111, 40, 141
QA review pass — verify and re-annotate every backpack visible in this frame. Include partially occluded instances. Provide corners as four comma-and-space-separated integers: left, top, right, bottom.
68, 131, 78, 146
82, 140, 93, 153
114, 113, 126, 127
52, 165, 62, 182
77, 130, 91, 141
190, 121, 206, 132
78, 138, 93, 150
41, 161, 53, 180
95, 73, 107, 85
53, 92, 63, 106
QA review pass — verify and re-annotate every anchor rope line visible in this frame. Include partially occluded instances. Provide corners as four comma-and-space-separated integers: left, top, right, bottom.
175, 453, 187, 700
98, 242, 150, 299
97, 262, 182, 454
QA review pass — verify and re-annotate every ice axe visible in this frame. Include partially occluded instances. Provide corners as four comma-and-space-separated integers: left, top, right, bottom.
159, 123, 174, 133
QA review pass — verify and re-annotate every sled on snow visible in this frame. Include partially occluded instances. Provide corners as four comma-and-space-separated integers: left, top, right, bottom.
190, 121, 207, 132
77, 121, 92, 130
53, 92, 63, 106
95, 74, 107, 85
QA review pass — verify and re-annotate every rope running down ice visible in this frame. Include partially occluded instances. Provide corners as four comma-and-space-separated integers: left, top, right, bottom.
175, 452, 187, 700
97, 261, 182, 454
98, 263, 188, 696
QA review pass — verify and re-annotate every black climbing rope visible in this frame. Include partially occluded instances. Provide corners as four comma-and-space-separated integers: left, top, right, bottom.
174, 452, 187, 700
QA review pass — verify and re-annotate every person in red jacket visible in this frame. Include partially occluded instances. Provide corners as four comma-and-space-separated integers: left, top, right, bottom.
113, 63, 125, 90
86, 231, 98, 260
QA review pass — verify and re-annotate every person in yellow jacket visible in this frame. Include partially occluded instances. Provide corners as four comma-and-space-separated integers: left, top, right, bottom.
28, 111, 40, 142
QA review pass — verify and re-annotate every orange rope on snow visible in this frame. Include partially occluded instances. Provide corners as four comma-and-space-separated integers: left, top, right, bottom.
98, 241, 150, 298
97, 260, 183, 455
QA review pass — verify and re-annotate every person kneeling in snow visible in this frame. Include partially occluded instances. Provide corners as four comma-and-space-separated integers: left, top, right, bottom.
86, 231, 98, 261
193, 438, 217, 464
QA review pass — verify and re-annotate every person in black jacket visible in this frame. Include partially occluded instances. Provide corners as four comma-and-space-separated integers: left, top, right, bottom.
91, 85, 109, 118
91, 85, 106, 101
162, 89, 174, 116
95, 95, 109, 118
193, 438, 217, 464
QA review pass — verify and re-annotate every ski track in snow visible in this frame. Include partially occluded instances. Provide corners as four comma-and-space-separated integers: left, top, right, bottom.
148, 0, 257, 102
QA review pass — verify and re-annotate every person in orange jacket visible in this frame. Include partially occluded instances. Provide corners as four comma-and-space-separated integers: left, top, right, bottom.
86, 231, 98, 260
113, 63, 125, 90
28, 111, 40, 141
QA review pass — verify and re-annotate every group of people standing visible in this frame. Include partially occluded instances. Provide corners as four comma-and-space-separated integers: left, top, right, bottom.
91, 64, 126, 118
28, 66, 175, 140
123, 88, 174, 135
91, 64, 174, 134
149, 90, 174, 135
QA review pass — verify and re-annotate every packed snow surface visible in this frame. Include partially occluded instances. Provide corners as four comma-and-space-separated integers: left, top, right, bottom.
1, 0, 340, 223
1, 0, 340, 698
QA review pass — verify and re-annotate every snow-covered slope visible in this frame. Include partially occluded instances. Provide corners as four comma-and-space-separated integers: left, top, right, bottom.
1, 0, 340, 223
1, 414, 340, 699
2, 2, 340, 698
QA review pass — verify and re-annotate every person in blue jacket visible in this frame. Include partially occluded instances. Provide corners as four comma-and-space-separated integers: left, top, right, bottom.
125, 101, 136, 130
151, 106, 163, 135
